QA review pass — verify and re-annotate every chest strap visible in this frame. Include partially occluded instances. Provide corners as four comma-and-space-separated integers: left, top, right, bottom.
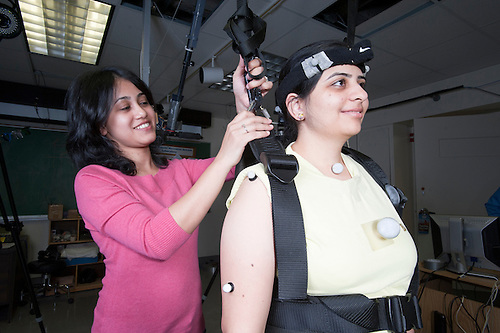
266, 293, 422, 333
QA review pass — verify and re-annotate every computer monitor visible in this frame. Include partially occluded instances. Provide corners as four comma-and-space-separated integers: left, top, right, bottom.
430, 214, 500, 274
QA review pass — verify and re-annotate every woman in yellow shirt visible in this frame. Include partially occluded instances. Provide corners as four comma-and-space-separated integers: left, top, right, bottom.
220, 40, 419, 333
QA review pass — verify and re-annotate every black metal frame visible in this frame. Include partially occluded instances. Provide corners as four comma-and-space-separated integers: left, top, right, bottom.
0, 142, 46, 332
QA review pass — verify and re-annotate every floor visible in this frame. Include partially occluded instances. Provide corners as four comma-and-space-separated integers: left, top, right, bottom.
0, 261, 223, 333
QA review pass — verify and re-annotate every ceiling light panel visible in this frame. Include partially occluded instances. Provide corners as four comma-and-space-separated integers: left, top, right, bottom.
18, 0, 112, 65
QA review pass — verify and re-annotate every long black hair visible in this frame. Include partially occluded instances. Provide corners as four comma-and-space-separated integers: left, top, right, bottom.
65, 66, 168, 175
276, 40, 350, 146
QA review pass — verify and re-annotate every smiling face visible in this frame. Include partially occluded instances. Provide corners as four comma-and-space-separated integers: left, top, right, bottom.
100, 78, 157, 158
288, 64, 369, 143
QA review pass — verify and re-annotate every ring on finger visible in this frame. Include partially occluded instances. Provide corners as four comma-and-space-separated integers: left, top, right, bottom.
242, 124, 249, 133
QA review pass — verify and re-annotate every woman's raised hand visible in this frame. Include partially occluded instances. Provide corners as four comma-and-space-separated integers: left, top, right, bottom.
233, 57, 273, 113
216, 110, 273, 168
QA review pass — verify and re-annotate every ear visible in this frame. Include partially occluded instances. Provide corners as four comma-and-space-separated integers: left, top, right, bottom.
100, 126, 108, 136
285, 93, 305, 121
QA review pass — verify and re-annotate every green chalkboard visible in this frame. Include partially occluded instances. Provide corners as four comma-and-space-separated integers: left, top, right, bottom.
0, 128, 212, 216
0, 127, 78, 216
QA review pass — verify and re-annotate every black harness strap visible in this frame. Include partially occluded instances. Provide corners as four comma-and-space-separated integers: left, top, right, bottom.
266, 147, 422, 333
267, 295, 380, 333
223, 0, 267, 80
269, 175, 307, 300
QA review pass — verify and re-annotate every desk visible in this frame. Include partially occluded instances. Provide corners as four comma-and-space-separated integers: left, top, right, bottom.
418, 262, 500, 333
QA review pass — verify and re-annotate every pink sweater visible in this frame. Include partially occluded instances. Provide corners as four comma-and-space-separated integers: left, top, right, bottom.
74, 158, 234, 333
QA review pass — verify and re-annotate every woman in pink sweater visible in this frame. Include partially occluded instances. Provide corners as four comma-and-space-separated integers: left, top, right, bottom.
65, 59, 272, 332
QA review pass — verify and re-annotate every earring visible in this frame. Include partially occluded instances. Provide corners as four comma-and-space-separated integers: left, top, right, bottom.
297, 112, 305, 121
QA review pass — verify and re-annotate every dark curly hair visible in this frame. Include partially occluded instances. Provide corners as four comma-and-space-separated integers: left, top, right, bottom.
65, 66, 168, 175
276, 40, 350, 146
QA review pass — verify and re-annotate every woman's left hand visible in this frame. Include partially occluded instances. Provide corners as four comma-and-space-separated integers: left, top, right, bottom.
216, 110, 273, 168
233, 56, 273, 113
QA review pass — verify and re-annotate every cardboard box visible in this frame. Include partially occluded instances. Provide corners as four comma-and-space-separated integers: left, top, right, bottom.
67, 209, 80, 218
48, 204, 63, 220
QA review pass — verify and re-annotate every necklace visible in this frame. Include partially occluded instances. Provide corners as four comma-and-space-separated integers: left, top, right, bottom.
331, 162, 344, 174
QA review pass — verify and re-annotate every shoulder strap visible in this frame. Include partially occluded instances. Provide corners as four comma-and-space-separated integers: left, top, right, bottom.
248, 136, 306, 300
267, 145, 415, 301
268, 175, 308, 300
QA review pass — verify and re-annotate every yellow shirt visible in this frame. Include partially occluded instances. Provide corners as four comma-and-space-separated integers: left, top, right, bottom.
227, 144, 417, 299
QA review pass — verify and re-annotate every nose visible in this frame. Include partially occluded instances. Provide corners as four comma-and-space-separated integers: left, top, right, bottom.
134, 103, 148, 118
350, 83, 369, 103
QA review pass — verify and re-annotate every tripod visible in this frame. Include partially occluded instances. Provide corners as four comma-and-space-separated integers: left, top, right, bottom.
0, 142, 46, 332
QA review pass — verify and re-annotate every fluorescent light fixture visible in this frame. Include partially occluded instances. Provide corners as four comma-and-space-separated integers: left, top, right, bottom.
18, 0, 113, 65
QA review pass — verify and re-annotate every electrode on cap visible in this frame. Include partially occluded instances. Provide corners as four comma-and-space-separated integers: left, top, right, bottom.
247, 171, 257, 181
222, 282, 234, 293
376, 217, 401, 239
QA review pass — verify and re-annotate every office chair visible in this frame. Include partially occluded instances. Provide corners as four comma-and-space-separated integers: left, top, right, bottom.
27, 246, 74, 306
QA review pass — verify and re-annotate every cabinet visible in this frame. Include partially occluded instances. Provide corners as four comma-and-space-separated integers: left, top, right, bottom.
48, 216, 105, 292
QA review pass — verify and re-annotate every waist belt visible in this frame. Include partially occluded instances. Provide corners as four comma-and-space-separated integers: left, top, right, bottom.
267, 293, 422, 333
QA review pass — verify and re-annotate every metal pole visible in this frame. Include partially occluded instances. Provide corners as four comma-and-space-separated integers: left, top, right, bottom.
0, 143, 46, 333
140, 0, 152, 85
165, 0, 206, 132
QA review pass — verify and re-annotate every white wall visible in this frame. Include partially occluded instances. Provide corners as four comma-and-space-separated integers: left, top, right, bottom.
413, 112, 500, 260
0, 102, 68, 131
360, 63, 500, 260
354, 123, 416, 235
414, 112, 500, 217
5, 215, 51, 263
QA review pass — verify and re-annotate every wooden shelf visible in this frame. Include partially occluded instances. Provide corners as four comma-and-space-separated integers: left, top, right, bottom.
48, 216, 104, 292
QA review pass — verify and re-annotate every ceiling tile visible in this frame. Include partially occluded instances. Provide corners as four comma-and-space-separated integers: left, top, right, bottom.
370, 4, 472, 58
439, 0, 500, 28
281, 0, 336, 17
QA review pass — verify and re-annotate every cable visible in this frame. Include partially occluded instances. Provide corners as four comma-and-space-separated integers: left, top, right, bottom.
447, 294, 458, 332
150, 0, 185, 67
481, 280, 498, 333
458, 262, 476, 280
418, 270, 438, 302
455, 296, 467, 333
448, 293, 481, 333
464, 86, 500, 99
418, 258, 452, 302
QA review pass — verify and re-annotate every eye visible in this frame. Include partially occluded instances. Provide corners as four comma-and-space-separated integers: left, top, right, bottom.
138, 96, 150, 106
332, 79, 345, 87
119, 104, 131, 111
